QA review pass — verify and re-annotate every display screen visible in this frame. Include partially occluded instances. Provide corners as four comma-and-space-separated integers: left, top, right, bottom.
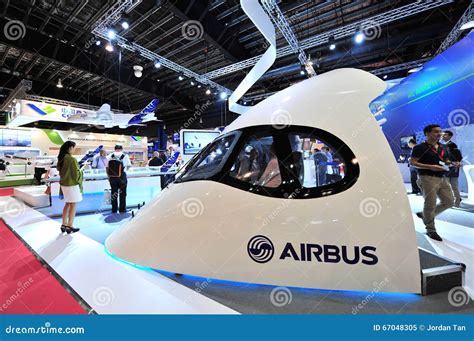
400, 135, 415, 149
182, 131, 220, 155
0, 129, 31, 147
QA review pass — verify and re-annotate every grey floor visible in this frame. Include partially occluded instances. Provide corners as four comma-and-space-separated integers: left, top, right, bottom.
50, 184, 474, 314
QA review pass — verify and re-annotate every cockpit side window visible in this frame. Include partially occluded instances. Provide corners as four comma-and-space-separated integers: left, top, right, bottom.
222, 126, 359, 199
229, 135, 281, 188
286, 132, 350, 188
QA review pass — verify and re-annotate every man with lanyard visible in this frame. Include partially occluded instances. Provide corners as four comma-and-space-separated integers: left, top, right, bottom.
410, 124, 457, 241
107, 145, 131, 213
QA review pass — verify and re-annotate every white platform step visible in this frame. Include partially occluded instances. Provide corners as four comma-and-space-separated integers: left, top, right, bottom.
0, 197, 238, 314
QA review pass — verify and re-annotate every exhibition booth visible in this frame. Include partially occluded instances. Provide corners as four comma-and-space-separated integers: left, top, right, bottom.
0, 0, 472, 319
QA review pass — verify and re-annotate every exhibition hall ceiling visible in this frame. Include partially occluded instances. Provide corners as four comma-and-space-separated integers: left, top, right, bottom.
0, 0, 471, 133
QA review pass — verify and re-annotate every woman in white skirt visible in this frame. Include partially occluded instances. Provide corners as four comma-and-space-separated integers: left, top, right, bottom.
57, 141, 83, 234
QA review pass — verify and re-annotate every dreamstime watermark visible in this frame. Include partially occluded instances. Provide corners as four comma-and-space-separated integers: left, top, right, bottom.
361, 20, 382, 40
448, 109, 470, 129
179, 100, 211, 130
181, 20, 204, 40
447, 286, 470, 307
0, 278, 34, 313
271, 109, 292, 130
359, 197, 382, 218
4, 322, 85, 335
92, 286, 115, 307
351, 277, 389, 314
262, 188, 301, 227
351, 116, 373, 139
2, 199, 27, 218
93, 110, 113, 130
270, 286, 292, 307
3, 19, 26, 41
194, 278, 212, 294
181, 197, 204, 218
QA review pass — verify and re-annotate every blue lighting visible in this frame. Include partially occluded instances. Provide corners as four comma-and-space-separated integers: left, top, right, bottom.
220, 92, 228, 100
354, 32, 364, 44
107, 29, 116, 39
104, 245, 154, 271
104, 245, 420, 301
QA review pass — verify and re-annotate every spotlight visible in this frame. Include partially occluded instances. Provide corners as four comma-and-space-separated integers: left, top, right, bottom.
408, 66, 422, 73
383, 75, 388, 79
133, 65, 143, 78
105, 43, 114, 52
178, 75, 184, 81
300, 70, 305, 75
190, 81, 195, 86
220, 92, 228, 100
154, 61, 161, 68
243, 101, 247, 105
460, 20, 474, 31
56, 78, 63, 88
197, 85, 202, 88
354, 32, 364, 44
107, 29, 116, 39
328, 35, 336, 50
95, 40, 101, 46
205, 89, 211, 95
121, 21, 129, 30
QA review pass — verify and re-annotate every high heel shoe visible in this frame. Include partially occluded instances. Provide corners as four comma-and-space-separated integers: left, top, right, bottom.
65, 226, 80, 234
60, 225, 67, 233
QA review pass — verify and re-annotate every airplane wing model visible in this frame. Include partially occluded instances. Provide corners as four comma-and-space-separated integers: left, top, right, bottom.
78, 145, 103, 168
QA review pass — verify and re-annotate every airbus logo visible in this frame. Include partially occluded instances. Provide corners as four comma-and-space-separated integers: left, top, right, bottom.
247, 235, 274, 263
247, 236, 378, 265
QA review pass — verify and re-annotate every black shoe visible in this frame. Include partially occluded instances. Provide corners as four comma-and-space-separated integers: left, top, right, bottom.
60, 225, 67, 233
66, 226, 80, 234
416, 212, 423, 219
426, 232, 443, 241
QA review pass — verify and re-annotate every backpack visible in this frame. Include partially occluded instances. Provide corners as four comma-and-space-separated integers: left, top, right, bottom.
107, 154, 125, 178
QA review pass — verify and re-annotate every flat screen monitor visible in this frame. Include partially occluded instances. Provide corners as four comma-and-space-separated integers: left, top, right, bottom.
400, 135, 416, 149
182, 131, 220, 155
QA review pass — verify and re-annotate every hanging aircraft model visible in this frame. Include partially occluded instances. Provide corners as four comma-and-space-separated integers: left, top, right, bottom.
66, 99, 160, 129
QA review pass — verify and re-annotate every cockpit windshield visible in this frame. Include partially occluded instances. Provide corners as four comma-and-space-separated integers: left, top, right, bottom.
177, 132, 240, 182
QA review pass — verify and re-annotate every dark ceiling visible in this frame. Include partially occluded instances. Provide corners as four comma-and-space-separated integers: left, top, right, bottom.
0, 0, 470, 136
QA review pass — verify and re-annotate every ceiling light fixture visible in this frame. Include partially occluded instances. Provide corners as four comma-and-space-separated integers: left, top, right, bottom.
56, 78, 63, 88
133, 65, 143, 78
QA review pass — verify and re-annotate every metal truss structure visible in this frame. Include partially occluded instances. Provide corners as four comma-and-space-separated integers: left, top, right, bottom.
92, 0, 232, 95
0, 79, 32, 111
261, 0, 316, 76
203, 1, 454, 80
436, 1, 473, 55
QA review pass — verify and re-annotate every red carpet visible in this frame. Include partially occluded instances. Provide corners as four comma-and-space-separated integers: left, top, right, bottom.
0, 220, 86, 314
0, 188, 13, 196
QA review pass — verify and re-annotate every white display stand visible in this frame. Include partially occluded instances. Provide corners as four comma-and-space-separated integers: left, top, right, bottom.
463, 165, 474, 205
14, 185, 50, 207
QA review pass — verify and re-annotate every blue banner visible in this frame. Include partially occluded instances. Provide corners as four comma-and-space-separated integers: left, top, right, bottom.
0, 315, 472, 340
